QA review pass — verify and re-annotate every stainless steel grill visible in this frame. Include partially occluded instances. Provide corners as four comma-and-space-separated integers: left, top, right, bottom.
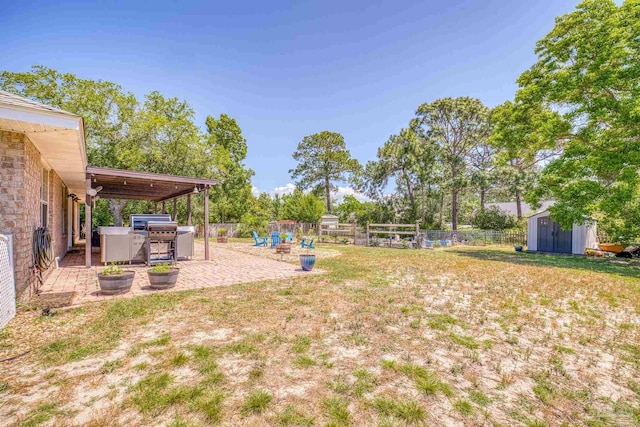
145, 220, 178, 265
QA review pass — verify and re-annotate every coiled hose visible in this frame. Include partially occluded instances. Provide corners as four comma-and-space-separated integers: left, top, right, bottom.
32, 227, 53, 294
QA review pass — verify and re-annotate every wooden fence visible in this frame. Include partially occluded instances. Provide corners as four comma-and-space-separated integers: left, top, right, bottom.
366, 222, 421, 248
267, 222, 317, 235
319, 223, 357, 243
195, 222, 527, 248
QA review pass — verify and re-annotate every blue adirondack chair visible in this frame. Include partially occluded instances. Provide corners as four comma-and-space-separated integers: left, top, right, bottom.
252, 231, 268, 247
301, 237, 315, 249
270, 231, 281, 248
286, 232, 293, 242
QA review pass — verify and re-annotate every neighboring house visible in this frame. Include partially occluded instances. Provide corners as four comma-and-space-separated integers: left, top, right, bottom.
485, 200, 554, 217
527, 209, 597, 255
0, 91, 86, 300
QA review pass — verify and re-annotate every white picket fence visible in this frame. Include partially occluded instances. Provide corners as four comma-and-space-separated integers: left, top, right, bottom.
0, 234, 16, 329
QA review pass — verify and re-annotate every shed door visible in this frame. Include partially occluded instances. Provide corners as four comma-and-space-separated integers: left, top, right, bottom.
554, 222, 573, 254
537, 217, 554, 252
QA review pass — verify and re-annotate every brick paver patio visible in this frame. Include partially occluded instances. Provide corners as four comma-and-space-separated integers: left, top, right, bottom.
39, 241, 321, 306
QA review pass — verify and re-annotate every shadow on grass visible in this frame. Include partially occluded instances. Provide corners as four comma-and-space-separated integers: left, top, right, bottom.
450, 248, 640, 280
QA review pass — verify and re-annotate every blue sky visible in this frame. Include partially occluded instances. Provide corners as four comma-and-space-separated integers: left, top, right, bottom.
2, 0, 580, 197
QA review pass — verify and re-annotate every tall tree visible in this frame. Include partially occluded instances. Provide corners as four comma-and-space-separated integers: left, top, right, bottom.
413, 97, 491, 230
205, 114, 254, 222
489, 101, 567, 219
516, 0, 640, 240
361, 128, 440, 226
469, 141, 497, 211
0, 65, 139, 225
281, 189, 325, 223
290, 131, 361, 212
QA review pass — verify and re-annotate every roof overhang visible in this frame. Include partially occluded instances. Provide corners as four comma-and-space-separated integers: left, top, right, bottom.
86, 166, 217, 202
0, 103, 87, 198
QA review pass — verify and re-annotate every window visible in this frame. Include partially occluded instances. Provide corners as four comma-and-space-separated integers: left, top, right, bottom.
41, 167, 49, 228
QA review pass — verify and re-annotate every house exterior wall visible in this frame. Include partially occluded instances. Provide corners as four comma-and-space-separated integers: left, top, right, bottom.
527, 210, 597, 255
0, 130, 69, 300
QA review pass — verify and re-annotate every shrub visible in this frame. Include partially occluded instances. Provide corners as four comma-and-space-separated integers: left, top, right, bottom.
471, 206, 517, 230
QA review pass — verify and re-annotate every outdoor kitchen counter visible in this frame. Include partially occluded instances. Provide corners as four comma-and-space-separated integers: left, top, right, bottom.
98, 226, 195, 264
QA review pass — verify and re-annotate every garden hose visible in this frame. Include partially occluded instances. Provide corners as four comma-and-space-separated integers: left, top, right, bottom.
32, 227, 53, 294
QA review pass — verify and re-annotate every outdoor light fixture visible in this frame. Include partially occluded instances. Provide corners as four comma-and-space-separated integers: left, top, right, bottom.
124, 180, 127, 185
150, 183, 153, 187
193, 185, 199, 194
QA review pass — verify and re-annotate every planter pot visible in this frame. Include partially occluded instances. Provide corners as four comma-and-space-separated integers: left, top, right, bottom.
275, 243, 292, 254
217, 236, 228, 243
98, 271, 135, 295
147, 268, 179, 289
300, 254, 316, 271
515, 245, 523, 252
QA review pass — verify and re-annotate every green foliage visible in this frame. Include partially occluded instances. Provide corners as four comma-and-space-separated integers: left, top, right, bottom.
206, 114, 255, 222
360, 127, 441, 225
0, 66, 250, 226
516, 0, 640, 239
471, 206, 517, 230
281, 189, 325, 222
101, 263, 124, 276
237, 192, 271, 237
490, 101, 567, 220
413, 97, 491, 230
372, 397, 427, 424
290, 131, 361, 211
275, 405, 315, 426
322, 397, 351, 426
241, 389, 273, 415
148, 262, 172, 273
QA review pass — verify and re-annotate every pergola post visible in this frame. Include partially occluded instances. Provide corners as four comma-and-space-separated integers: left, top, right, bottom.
162, 201, 166, 214
204, 186, 210, 260
187, 194, 192, 226
172, 199, 177, 221
85, 178, 92, 267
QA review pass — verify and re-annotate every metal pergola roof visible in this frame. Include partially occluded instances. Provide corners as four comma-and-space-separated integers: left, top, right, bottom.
86, 166, 217, 202
84, 166, 216, 266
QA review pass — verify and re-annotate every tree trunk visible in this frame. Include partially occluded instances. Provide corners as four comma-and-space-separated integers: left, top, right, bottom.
420, 183, 426, 225
108, 199, 127, 226
451, 188, 458, 231
439, 191, 444, 228
480, 189, 486, 211
325, 176, 331, 212
515, 188, 522, 220
402, 169, 416, 215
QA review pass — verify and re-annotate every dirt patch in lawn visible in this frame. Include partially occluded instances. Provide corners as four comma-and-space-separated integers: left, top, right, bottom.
1, 245, 639, 426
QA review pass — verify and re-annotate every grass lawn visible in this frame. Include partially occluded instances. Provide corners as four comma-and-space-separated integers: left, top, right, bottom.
1, 243, 639, 426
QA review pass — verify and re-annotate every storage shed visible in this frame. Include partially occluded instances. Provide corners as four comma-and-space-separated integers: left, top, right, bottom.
527, 209, 597, 255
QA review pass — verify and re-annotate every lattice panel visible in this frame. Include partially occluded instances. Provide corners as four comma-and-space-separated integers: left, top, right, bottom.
0, 234, 16, 329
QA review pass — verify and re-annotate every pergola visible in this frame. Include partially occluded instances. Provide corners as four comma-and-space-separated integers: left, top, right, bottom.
85, 166, 217, 267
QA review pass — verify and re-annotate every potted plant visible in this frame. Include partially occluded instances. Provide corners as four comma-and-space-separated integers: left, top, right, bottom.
97, 263, 135, 295
300, 253, 316, 271
147, 262, 179, 289
276, 232, 292, 254
217, 228, 228, 243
